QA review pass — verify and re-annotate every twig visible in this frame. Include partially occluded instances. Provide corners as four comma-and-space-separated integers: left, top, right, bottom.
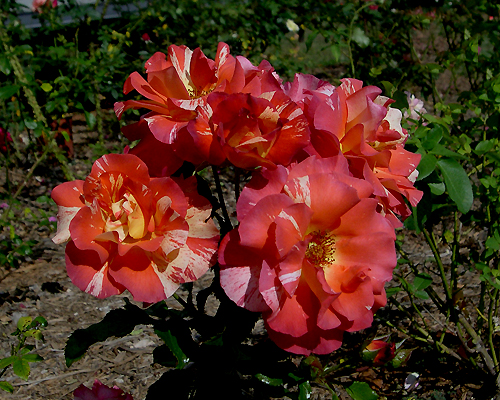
12, 368, 95, 386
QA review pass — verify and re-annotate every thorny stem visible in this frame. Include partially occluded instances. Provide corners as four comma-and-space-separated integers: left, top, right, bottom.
212, 166, 233, 234
388, 298, 462, 360
450, 212, 460, 294
423, 227, 453, 302
488, 288, 499, 372
346, 2, 375, 78
234, 168, 241, 202
397, 244, 446, 312
458, 314, 498, 381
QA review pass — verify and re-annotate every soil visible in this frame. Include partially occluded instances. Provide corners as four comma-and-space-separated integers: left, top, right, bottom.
0, 116, 497, 400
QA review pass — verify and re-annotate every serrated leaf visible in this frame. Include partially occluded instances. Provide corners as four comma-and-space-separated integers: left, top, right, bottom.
437, 158, 473, 214
0, 381, 14, 393
346, 381, 378, 400
12, 358, 30, 381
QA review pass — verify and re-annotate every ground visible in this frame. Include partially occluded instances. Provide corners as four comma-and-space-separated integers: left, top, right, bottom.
0, 117, 497, 399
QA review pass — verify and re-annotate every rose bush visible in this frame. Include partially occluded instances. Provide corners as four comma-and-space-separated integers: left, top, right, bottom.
51, 153, 219, 303
47, 40, 425, 396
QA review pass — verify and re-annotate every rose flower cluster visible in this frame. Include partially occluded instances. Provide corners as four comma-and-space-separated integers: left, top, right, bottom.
52, 42, 422, 355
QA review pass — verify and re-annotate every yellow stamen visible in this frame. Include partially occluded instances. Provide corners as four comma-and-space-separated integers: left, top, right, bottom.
306, 230, 336, 268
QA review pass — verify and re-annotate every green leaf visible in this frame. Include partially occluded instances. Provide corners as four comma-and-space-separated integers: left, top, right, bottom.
428, 182, 445, 195
429, 144, 467, 159
0, 85, 20, 100
17, 316, 32, 331
85, 111, 97, 130
0, 56, 12, 75
305, 30, 319, 51
255, 373, 284, 386
380, 81, 394, 96
352, 27, 370, 47
41, 83, 53, 92
486, 236, 500, 251
385, 287, 401, 298
0, 381, 14, 393
0, 356, 16, 369
23, 329, 43, 340
12, 358, 30, 381
437, 158, 473, 214
155, 329, 189, 369
391, 349, 412, 368
21, 354, 43, 363
413, 273, 433, 291
474, 140, 494, 155
65, 303, 151, 367
414, 290, 430, 300
346, 381, 378, 400
24, 119, 38, 130
392, 90, 409, 110
299, 380, 312, 400
417, 154, 437, 180
421, 125, 443, 151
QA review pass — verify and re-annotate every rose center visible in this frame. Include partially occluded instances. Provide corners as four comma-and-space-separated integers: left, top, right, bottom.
306, 230, 336, 268
104, 192, 145, 241
186, 85, 215, 100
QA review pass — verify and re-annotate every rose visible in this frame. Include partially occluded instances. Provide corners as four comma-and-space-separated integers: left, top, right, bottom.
284, 75, 423, 226
51, 153, 219, 303
32, 0, 57, 13
73, 379, 133, 400
219, 156, 396, 355
206, 90, 310, 169
115, 42, 283, 168
0, 127, 13, 155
